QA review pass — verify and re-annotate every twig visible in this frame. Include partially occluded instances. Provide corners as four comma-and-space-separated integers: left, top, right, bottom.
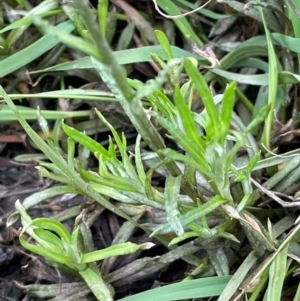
0, 181, 52, 199
251, 178, 300, 207
260, 143, 300, 159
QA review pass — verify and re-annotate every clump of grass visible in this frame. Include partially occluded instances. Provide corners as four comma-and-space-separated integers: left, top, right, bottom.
2, 0, 300, 300
15, 200, 154, 301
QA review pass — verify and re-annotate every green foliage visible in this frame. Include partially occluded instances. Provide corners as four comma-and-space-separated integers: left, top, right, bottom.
16, 200, 153, 301
2, 0, 300, 300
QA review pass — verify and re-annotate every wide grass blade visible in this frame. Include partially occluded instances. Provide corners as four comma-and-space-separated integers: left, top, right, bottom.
117, 276, 231, 301
211, 69, 300, 85
29, 45, 207, 73
0, 21, 74, 77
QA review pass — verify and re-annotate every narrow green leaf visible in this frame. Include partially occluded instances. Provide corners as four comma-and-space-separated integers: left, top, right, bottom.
165, 175, 184, 236
293, 282, 300, 301
16, 186, 78, 214
155, 0, 203, 45
217, 251, 258, 301
155, 30, 174, 60
174, 84, 206, 151
33, 228, 64, 248
246, 152, 261, 173
266, 243, 289, 301
29, 46, 207, 74
37, 107, 51, 142
134, 58, 181, 100
135, 135, 147, 183
31, 16, 100, 59
184, 58, 219, 139
19, 236, 71, 266
78, 168, 142, 193
6, 0, 59, 48
210, 69, 300, 85
116, 22, 135, 51
0, 21, 74, 77
62, 121, 109, 157
82, 242, 154, 263
95, 109, 139, 181
168, 231, 199, 246
36, 166, 71, 184
89, 182, 164, 209
160, 148, 219, 183
208, 248, 229, 276
61, 0, 87, 39
31, 218, 72, 243
0, 10, 62, 33
152, 195, 227, 235
98, 0, 108, 35
244, 104, 271, 134
272, 32, 300, 53
67, 137, 75, 169
259, 6, 278, 149
158, 117, 210, 170
219, 82, 236, 145
101, 214, 143, 272
79, 267, 113, 301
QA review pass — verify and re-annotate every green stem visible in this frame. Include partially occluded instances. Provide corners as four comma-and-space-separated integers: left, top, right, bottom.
236, 88, 254, 113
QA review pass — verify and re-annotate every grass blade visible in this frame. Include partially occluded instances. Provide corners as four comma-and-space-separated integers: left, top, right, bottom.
0, 21, 74, 77
164, 175, 184, 236
217, 251, 258, 301
117, 276, 231, 301
265, 243, 289, 301
29, 45, 207, 73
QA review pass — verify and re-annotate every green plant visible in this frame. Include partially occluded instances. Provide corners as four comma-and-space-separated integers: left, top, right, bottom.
1, 8, 259, 299
2, 0, 300, 300
16, 200, 154, 301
